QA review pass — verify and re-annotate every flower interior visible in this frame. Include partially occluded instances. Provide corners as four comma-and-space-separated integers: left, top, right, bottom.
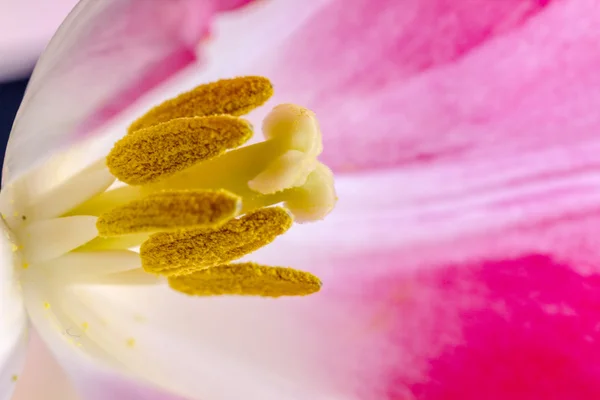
0, 76, 336, 299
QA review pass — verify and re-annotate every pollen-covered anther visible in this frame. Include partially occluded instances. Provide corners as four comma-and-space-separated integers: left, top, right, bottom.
96, 190, 241, 237
128, 76, 273, 133
140, 207, 293, 276
107, 116, 253, 185
168, 262, 322, 297
248, 104, 323, 194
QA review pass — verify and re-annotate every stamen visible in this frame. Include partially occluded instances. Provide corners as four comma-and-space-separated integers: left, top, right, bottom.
168, 262, 321, 297
128, 76, 273, 133
141, 207, 292, 276
97, 190, 240, 237
72, 104, 335, 223
107, 116, 253, 185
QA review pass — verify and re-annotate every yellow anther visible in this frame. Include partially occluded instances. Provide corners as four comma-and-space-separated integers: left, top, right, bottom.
285, 163, 337, 222
168, 262, 321, 297
126, 338, 136, 348
141, 207, 293, 276
107, 115, 253, 185
128, 76, 273, 133
43, 302, 51, 310
97, 190, 240, 237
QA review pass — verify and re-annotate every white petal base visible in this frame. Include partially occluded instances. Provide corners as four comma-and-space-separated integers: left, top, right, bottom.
0, 218, 28, 399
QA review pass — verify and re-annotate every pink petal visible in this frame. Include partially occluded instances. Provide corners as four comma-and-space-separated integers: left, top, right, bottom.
4, 0, 256, 183
12, 332, 79, 400
250, 0, 600, 174
212, 0, 255, 11
315, 250, 600, 399
237, 149, 600, 399
245, 176, 600, 398
70, 369, 187, 400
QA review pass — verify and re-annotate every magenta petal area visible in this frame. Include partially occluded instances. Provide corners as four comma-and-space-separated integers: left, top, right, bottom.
262, 0, 586, 173
363, 254, 600, 399
213, 0, 256, 11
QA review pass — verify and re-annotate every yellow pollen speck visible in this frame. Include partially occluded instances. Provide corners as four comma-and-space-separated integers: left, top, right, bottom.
107, 116, 253, 185
168, 262, 322, 297
22, 263, 29, 269
97, 190, 241, 236
81, 322, 89, 332
10, 243, 18, 252
128, 76, 273, 133
126, 338, 136, 348
141, 207, 293, 276
43, 302, 51, 310
11, 375, 17, 382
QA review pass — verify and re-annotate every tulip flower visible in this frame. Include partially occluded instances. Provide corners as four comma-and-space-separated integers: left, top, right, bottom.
5, 0, 600, 399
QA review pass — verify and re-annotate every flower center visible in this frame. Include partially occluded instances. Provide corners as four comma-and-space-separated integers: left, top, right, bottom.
0, 76, 335, 298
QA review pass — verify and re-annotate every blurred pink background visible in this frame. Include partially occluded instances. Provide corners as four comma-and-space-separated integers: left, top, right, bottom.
0, 0, 78, 81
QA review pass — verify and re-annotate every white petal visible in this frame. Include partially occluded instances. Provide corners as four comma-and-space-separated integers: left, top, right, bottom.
34, 282, 363, 400
0, 219, 28, 399
21, 282, 185, 399
0, 336, 27, 400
